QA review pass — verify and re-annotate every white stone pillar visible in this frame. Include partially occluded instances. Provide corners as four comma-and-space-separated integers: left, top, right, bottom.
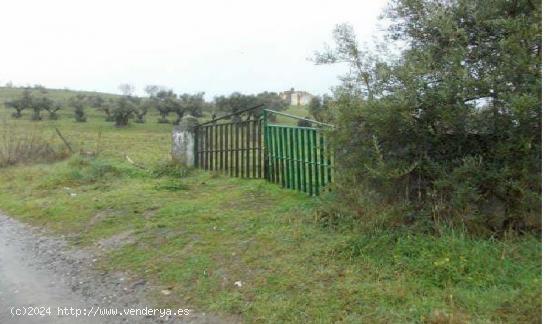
172, 116, 199, 166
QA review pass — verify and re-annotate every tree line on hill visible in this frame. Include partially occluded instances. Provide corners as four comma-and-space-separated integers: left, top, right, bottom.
3, 84, 291, 127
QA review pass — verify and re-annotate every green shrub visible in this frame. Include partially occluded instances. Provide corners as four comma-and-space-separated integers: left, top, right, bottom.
317, 0, 541, 235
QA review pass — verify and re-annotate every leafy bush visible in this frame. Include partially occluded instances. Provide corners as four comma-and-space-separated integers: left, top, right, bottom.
318, 0, 541, 235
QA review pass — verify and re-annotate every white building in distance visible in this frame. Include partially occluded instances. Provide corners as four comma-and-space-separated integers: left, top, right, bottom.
279, 88, 313, 106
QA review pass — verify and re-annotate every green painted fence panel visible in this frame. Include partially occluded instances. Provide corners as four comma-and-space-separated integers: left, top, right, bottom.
261, 124, 331, 196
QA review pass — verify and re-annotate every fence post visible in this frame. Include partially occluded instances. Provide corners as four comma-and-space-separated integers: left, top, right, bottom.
263, 110, 269, 180
172, 115, 199, 167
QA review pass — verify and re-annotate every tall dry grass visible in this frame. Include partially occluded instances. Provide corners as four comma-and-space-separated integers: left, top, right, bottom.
0, 121, 69, 167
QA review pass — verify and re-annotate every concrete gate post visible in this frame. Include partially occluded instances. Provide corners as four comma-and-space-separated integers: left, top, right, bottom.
172, 116, 199, 166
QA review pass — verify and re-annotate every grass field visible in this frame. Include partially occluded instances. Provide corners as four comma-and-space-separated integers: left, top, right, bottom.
271, 105, 311, 126
0, 88, 542, 323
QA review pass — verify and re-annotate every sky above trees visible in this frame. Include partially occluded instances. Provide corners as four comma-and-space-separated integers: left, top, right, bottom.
0, 0, 387, 98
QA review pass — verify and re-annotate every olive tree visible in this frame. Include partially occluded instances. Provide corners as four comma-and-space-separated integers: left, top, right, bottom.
254, 91, 288, 119
308, 96, 322, 120
308, 94, 333, 122
112, 96, 140, 127
44, 100, 62, 120
215, 93, 256, 114
90, 96, 115, 122
69, 94, 87, 122
5, 99, 25, 118
30, 96, 54, 121
174, 92, 205, 124
134, 100, 149, 123
214, 92, 287, 121
5, 88, 33, 118
154, 90, 177, 123
104, 101, 116, 122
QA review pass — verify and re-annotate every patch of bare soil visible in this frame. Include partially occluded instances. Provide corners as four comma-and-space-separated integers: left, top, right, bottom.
96, 230, 136, 252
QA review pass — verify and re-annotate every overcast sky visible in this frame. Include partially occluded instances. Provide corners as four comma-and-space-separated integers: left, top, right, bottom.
0, 0, 388, 98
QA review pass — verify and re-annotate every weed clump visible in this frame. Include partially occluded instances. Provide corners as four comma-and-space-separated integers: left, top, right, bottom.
65, 156, 148, 183
154, 179, 190, 191
150, 160, 192, 178
0, 123, 68, 167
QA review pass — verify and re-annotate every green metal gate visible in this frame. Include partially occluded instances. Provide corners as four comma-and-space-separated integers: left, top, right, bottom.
193, 106, 333, 195
262, 109, 333, 196
194, 104, 264, 178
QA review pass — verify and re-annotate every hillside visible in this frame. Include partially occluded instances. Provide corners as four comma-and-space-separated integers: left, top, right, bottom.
0, 86, 312, 127
0, 86, 119, 105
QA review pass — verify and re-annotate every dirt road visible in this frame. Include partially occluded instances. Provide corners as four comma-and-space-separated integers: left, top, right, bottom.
0, 213, 222, 324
